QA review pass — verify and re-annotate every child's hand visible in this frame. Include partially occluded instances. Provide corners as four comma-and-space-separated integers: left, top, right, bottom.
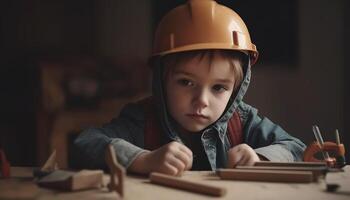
129, 141, 193, 176
227, 144, 260, 167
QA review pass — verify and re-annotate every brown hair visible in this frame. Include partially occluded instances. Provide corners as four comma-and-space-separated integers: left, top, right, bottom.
161, 50, 244, 91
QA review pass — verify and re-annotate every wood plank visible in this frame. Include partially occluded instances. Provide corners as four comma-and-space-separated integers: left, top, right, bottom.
37, 170, 103, 191
254, 161, 327, 167
236, 165, 327, 181
150, 172, 226, 197
217, 169, 314, 183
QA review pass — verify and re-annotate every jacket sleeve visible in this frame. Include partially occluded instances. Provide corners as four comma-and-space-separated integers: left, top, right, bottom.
74, 102, 148, 169
237, 102, 306, 161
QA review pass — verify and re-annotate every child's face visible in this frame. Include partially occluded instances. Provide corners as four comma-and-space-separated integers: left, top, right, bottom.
165, 53, 236, 133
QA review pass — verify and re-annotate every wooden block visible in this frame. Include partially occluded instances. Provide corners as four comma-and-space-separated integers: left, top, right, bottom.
150, 172, 226, 197
235, 166, 327, 181
255, 161, 327, 167
37, 170, 103, 191
217, 169, 314, 183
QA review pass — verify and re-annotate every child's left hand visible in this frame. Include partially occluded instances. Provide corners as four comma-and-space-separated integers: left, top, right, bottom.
227, 144, 260, 167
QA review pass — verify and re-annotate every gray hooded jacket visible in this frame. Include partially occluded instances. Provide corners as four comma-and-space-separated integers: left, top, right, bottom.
74, 56, 306, 170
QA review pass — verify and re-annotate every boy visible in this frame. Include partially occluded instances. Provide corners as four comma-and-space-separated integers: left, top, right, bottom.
74, 0, 305, 175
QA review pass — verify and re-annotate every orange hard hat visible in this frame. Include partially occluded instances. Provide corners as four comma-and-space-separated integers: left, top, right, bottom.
151, 0, 258, 65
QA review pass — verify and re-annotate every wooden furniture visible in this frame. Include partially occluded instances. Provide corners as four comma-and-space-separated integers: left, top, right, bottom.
36, 58, 150, 168
1, 166, 349, 200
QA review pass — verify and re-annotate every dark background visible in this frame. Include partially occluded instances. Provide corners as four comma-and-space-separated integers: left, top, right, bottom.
153, 0, 298, 65
1, 0, 349, 166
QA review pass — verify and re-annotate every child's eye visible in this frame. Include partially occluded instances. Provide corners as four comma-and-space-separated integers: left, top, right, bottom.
212, 84, 228, 93
177, 79, 194, 86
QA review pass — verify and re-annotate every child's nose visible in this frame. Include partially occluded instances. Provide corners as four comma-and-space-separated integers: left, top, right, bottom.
192, 89, 209, 109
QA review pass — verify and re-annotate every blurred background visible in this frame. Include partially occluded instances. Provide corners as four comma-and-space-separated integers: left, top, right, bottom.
0, 0, 349, 167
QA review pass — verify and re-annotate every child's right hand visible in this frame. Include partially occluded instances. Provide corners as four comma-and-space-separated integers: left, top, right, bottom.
226, 144, 260, 167
128, 141, 193, 176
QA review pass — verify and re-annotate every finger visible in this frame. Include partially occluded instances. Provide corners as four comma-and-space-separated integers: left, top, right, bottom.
227, 149, 243, 168
166, 142, 192, 170
185, 156, 193, 170
160, 162, 178, 176
238, 155, 257, 166
178, 144, 193, 158
167, 156, 186, 176
236, 153, 250, 166
245, 157, 257, 166
236, 148, 259, 166
174, 151, 192, 170
229, 144, 243, 154
179, 145, 193, 170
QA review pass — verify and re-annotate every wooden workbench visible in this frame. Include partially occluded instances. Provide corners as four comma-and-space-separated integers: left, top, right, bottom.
1, 166, 349, 200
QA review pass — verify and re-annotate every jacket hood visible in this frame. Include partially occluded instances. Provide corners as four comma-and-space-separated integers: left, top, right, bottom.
151, 54, 252, 141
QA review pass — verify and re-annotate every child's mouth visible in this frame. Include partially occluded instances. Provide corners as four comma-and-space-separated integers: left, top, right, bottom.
186, 114, 209, 121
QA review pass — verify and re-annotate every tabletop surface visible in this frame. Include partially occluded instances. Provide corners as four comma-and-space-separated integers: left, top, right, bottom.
1, 166, 349, 200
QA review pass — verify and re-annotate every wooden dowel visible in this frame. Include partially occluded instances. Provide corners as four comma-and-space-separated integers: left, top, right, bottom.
254, 161, 327, 167
236, 165, 326, 181
41, 150, 58, 171
150, 172, 226, 197
105, 144, 125, 197
335, 129, 341, 145
217, 169, 313, 183
237, 165, 326, 172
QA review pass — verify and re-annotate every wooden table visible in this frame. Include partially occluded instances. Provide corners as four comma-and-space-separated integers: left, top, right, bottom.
1, 166, 349, 200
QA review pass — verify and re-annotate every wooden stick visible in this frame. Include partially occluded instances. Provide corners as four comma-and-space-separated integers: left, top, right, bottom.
254, 161, 327, 167
217, 169, 313, 183
237, 165, 326, 172
335, 129, 341, 145
150, 172, 226, 197
105, 144, 126, 197
41, 150, 58, 171
236, 165, 326, 181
